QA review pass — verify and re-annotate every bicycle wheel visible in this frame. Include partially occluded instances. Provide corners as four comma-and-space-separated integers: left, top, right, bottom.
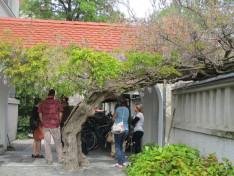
125, 138, 130, 152
81, 130, 97, 151
125, 136, 134, 153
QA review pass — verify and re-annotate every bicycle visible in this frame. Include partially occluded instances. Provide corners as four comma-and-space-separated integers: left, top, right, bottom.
81, 112, 113, 151
125, 133, 135, 154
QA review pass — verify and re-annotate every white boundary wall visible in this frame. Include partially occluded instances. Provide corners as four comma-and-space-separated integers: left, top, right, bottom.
171, 74, 234, 163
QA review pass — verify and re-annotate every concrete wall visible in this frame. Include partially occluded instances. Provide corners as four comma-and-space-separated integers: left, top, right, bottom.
7, 98, 20, 142
174, 128, 234, 163
141, 85, 165, 146
0, 0, 19, 17
171, 75, 234, 163
155, 84, 174, 146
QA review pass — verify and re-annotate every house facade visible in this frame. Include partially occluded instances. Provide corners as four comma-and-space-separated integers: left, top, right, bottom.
0, 1, 20, 154
0, 67, 20, 154
0, 73, 10, 153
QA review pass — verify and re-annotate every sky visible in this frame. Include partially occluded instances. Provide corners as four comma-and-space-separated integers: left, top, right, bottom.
118, 0, 172, 18
118, 0, 154, 18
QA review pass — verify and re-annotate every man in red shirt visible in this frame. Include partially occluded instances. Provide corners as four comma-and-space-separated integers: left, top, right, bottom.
39, 89, 64, 165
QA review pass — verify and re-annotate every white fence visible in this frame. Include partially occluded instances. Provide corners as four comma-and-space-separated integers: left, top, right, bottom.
171, 74, 234, 163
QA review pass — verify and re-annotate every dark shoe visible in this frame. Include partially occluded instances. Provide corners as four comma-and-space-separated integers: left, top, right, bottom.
37, 154, 44, 158
32, 154, 37, 158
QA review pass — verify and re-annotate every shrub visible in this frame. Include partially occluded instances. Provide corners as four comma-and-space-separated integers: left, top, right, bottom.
17, 116, 31, 139
126, 143, 234, 176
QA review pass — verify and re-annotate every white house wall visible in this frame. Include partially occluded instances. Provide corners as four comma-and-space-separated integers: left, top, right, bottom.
7, 98, 20, 142
0, 0, 19, 17
0, 73, 9, 153
171, 77, 234, 163
11, 0, 19, 17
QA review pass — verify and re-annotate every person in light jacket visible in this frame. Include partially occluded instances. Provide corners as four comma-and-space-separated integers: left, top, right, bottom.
131, 104, 144, 154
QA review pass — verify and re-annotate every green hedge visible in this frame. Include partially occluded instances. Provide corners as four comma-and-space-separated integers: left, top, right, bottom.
126, 143, 234, 176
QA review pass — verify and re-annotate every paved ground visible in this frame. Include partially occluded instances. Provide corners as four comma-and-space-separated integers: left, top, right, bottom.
0, 140, 130, 176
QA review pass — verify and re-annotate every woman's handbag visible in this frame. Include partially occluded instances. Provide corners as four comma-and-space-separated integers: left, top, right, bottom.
111, 108, 125, 134
107, 131, 114, 143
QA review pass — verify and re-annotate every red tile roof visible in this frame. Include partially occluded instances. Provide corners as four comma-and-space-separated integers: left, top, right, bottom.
0, 17, 135, 51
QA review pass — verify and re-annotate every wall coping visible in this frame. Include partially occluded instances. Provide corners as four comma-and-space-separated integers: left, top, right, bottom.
172, 72, 234, 91
173, 123, 234, 139
8, 98, 20, 105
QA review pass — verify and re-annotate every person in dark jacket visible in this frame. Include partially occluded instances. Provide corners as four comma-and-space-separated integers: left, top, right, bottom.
60, 95, 73, 147
31, 98, 44, 158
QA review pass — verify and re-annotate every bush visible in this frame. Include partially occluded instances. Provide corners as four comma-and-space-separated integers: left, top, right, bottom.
126, 143, 234, 176
17, 116, 31, 139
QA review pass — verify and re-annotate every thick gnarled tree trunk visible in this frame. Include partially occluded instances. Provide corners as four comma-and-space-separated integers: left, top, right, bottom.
62, 90, 120, 170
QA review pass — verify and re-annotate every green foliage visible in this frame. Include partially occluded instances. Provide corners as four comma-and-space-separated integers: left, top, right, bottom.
123, 52, 181, 78
20, 0, 125, 22
124, 52, 164, 71
17, 116, 31, 139
126, 143, 234, 176
0, 38, 50, 88
0, 37, 123, 94
68, 49, 123, 87
15, 82, 45, 117
0, 35, 181, 96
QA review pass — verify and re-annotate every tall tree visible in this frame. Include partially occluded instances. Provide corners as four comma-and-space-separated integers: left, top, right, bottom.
131, 0, 233, 80
20, 0, 125, 22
